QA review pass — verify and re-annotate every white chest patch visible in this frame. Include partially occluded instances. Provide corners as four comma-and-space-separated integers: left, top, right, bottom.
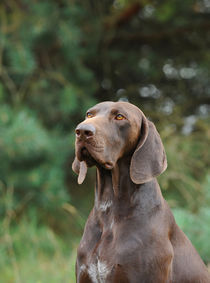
80, 264, 86, 274
99, 200, 112, 212
110, 219, 114, 229
87, 259, 110, 283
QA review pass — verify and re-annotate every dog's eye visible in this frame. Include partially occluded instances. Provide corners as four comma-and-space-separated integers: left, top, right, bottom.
86, 112, 93, 118
115, 114, 125, 120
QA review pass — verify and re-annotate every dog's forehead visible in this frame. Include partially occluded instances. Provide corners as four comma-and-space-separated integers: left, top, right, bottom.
88, 101, 141, 117
90, 101, 115, 112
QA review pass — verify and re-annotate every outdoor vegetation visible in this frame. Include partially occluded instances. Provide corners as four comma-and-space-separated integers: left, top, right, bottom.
0, 0, 210, 282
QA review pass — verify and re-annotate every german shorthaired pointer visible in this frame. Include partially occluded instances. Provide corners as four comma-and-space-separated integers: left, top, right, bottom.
72, 101, 210, 283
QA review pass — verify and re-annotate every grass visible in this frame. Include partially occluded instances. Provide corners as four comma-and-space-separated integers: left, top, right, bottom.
0, 217, 78, 283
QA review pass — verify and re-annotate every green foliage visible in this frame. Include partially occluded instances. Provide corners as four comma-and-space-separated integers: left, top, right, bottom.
0, 0, 210, 279
173, 172, 210, 263
0, 107, 49, 161
60, 85, 80, 115
7, 44, 36, 75
0, 104, 74, 224
0, 216, 77, 282
174, 207, 210, 263
159, 117, 210, 211
0, 0, 98, 223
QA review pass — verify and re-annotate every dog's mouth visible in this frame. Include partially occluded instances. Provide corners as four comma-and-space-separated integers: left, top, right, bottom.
79, 146, 96, 166
77, 145, 113, 170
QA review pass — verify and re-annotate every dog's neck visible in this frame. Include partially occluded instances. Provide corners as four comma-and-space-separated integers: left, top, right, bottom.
94, 155, 164, 219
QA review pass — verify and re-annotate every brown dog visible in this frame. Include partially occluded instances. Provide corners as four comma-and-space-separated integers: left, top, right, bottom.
72, 101, 210, 283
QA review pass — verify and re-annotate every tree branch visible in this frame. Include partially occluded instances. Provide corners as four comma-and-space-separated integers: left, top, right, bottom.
105, 2, 141, 29
108, 20, 210, 48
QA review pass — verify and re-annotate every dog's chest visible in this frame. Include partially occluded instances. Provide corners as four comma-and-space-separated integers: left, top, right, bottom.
77, 204, 115, 282
77, 206, 143, 282
79, 258, 111, 283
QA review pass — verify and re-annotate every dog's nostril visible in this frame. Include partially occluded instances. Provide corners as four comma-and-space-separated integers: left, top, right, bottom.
84, 130, 93, 137
76, 124, 95, 138
75, 124, 95, 139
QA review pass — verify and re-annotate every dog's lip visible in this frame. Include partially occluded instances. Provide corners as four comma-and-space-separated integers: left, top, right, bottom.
103, 162, 113, 170
78, 146, 93, 161
77, 145, 113, 170
81, 147, 89, 157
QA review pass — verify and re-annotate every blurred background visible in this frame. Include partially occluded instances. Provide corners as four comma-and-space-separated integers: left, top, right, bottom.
0, 0, 210, 282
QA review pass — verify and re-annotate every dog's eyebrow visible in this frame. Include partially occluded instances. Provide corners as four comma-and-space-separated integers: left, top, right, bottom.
86, 108, 98, 115
110, 108, 128, 117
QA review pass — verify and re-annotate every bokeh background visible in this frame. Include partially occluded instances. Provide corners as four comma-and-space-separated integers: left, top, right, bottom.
0, 0, 210, 282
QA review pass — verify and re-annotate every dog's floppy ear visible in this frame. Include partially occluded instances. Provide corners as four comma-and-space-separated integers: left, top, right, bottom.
130, 114, 167, 184
72, 157, 87, 185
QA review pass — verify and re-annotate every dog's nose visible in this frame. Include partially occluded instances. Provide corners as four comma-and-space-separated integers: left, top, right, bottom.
75, 124, 96, 139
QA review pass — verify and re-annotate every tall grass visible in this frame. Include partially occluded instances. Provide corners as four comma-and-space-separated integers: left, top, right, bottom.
0, 217, 78, 283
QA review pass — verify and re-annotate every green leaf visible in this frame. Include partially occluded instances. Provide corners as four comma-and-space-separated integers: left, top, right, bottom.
0, 83, 4, 102
60, 85, 79, 114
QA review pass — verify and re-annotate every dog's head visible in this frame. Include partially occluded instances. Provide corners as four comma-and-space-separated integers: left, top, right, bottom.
72, 101, 167, 184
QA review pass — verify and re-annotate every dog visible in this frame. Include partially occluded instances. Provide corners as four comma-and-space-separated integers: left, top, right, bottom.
72, 101, 210, 283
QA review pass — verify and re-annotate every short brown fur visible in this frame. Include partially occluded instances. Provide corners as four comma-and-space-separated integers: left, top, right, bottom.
73, 101, 210, 283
